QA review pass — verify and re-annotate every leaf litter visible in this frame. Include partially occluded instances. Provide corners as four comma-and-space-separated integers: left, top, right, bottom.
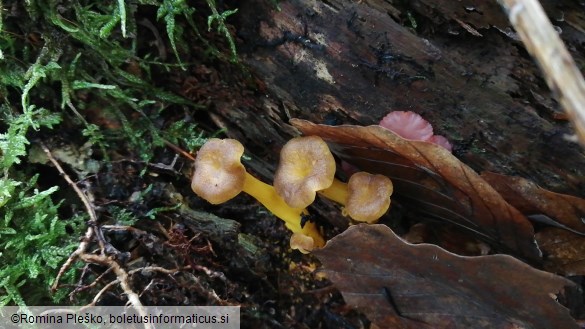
314, 224, 578, 329
291, 119, 585, 326
291, 119, 541, 261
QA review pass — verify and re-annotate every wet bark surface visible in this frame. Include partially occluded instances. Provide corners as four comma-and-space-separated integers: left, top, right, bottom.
215, 0, 585, 197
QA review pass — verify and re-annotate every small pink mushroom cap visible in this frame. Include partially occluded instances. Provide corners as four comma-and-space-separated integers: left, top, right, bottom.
429, 135, 453, 152
379, 111, 433, 141
379, 111, 453, 152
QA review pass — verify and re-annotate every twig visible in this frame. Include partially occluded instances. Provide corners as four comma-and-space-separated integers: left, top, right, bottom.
82, 265, 194, 310
139, 279, 156, 298
128, 265, 191, 276
186, 272, 227, 305
127, 265, 229, 305
40, 142, 99, 225
44, 142, 221, 325
41, 139, 111, 267
41, 142, 98, 292
163, 138, 196, 161
101, 225, 149, 235
52, 227, 94, 292
42, 143, 150, 327
80, 253, 153, 329
497, 0, 585, 146
84, 278, 120, 307
70, 267, 114, 299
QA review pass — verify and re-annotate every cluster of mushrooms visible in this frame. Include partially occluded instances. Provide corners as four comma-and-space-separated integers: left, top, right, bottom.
191, 136, 394, 253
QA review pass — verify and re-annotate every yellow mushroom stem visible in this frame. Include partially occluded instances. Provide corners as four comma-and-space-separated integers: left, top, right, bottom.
191, 138, 325, 252
318, 178, 349, 204
318, 172, 393, 223
243, 172, 325, 249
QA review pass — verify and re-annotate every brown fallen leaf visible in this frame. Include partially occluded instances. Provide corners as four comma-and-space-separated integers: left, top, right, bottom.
536, 227, 585, 275
480, 171, 585, 234
313, 224, 578, 329
480, 172, 585, 274
291, 119, 541, 262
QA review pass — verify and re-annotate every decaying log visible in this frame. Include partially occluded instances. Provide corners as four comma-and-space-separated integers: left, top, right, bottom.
497, 0, 585, 146
216, 0, 585, 198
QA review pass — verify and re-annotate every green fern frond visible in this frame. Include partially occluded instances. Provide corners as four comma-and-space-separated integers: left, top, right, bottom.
206, 0, 238, 62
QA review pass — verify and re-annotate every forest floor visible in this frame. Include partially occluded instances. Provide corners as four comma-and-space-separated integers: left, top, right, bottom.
3, 1, 585, 328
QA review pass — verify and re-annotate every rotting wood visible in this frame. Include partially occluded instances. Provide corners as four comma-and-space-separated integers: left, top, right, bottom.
177, 206, 241, 246
220, 0, 585, 199
496, 0, 585, 147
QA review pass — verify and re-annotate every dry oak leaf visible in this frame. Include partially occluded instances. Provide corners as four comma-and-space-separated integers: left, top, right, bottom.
480, 172, 585, 275
536, 227, 585, 276
291, 119, 541, 262
481, 171, 585, 235
313, 224, 578, 329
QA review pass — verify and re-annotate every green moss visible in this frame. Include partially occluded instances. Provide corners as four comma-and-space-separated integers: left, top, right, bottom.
0, 0, 240, 305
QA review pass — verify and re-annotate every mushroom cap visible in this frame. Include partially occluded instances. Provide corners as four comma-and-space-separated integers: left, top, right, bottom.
428, 135, 453, 152
191, 138, 246, 204
379, 111, 434, 141
289, 232, 316, 254
274, 136, 336, 209
345, 172, 393, 223
380, 111, 453, 152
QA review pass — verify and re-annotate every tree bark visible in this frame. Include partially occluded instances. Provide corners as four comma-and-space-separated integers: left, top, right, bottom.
216, 0, 585, 197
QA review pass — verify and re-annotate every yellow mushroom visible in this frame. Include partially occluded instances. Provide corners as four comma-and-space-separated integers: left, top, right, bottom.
320, 171, 394, 223
273, 136, 393, 223
191, 138, 246, 204
191, 138, 325, 251
274, 136, 337, 209
345, 172, 393, 223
